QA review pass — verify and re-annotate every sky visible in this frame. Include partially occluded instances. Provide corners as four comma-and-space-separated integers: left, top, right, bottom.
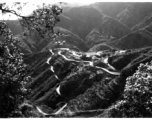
0, 0, 151, 20
0, 0, 96, 20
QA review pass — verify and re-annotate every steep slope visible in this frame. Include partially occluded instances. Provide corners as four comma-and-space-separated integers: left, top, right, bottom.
107, 24, 152, 50
92, 2, 128, 18
3, 3, 132, 54
99, 16, 130, 39
14, 30, 42, 53
22, 46, 152, 117
128, 3, 152, 23
116, 3, 152, 28
39, 27, 88, 52
58, 5, 130, 40
23, 48, 121, 116
116, 6, 138, 28
132, 13, 152, 31
85, 28, 112, 48
5, 20, 23, 35
12, 26, 89, 53
99, 60, 152, 117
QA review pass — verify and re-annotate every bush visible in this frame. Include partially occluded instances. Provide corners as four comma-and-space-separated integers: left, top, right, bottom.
109, 61, 152, 117
0, 22, 31, 117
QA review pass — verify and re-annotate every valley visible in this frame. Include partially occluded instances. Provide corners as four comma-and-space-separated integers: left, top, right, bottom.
1, 2, 152, 118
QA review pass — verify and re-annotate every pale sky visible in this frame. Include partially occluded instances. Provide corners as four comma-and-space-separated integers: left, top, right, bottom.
0, 0, 151, 20
0, 1, 96, 20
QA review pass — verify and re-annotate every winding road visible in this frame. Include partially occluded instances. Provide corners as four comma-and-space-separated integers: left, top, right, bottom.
36, 106, 50, 116
56, 85, 61, 95
57, 49, 120, 75
37, 48, 121, 116
50, 66, 59, 80
54, 103, 67, 115
103, 57, 116, 71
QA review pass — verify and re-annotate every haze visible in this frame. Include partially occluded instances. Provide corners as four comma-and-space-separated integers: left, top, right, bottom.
0, 1, 95, 20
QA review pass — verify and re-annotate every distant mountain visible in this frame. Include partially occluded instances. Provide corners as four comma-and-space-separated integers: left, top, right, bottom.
14, 27, 88, 54
4, 4, 131, 54
116, 6, 138, 28
58, 5, 130, 40
40, 27, 88, 52
92, 2, 128, 18
85, 28, 110, 48
116, 3, 152, 28
5, 20, 23, 35
4, 2, 152, 54
107, 24, 152, 49
14, 30, 42, 54
132, 13, 152, 31
129, 2, 152, 23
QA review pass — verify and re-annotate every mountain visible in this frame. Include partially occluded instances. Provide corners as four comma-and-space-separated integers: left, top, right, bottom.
22, 46, 152, 117
4, 20, 23, 35
107, 24, 152, 50
116, 6, 138, 28
11, 2, 152, 118
58, 5, 130, 40
132, 13, 152, 31
115, 3, 152, 28
39, 27, 88, 52
3, 2, 152, 117
85, 28, 111, 48
92, 2, 128, 18
128, 2, 152, 23
4, 3, 131, 54
12, 26, 89, 54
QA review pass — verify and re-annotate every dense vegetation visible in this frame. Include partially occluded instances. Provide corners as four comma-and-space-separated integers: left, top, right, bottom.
107, 61, 152, 117
0, 2, 62, 117
0, 21, 30, 117
1, 2, 152, 118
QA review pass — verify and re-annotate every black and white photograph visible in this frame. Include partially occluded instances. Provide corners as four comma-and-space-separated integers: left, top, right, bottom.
0, 0, 152, 118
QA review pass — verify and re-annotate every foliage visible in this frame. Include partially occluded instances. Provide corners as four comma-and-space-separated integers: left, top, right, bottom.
0, 2, 63, 117
20, 3, 62, 39
0, 2, 63, 40
0, 21, 32, 117
109, 61, 152, 117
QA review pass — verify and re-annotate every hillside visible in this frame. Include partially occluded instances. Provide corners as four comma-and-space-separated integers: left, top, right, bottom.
116, 3, 152, 28
2, 2, 152, 118
132, 13, 152, 31
22, 46, 152, 117
92, 2, 128, 18
116, 6, 138, 28
107, 24, 152, 49
58, 5, 130, 40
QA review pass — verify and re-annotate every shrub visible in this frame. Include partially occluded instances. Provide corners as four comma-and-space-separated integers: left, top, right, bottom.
109, 61, 152, 117
0, 21, 31, 117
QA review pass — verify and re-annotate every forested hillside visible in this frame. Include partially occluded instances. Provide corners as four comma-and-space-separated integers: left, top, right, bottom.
1, 2, 152, 118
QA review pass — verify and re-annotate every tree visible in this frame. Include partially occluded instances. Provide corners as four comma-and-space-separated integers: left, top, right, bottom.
108, 62, 152, 117
0, 21, 30, 117
0, 2, 62, 117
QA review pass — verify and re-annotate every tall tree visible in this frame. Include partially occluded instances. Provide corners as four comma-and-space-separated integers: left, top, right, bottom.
0, 2, 62, 117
